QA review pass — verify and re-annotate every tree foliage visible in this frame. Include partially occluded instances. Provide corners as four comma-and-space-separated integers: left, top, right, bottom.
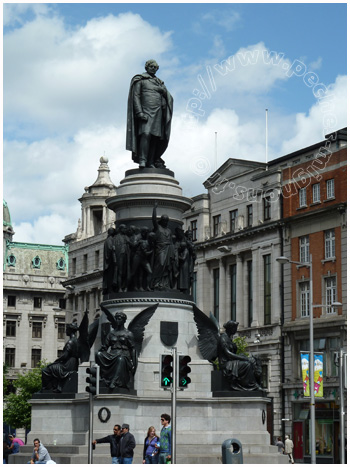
212, 335, 249, 369
3, 361, 47, 430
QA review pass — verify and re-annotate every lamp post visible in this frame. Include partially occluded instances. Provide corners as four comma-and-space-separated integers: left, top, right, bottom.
277, 254, 316, 464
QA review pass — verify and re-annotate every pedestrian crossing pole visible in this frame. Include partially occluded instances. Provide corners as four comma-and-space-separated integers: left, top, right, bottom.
171, 347, 177, 464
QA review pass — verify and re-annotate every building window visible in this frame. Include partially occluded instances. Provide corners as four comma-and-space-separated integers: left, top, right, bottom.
34, 297, 42, 309
5, 348, 15, 367
325, 277, 337, 313
247, 260, 253, 327
263, 196, 271, 220
300, 282, 310, 317
326, 179, 335, 199
230, 210, 238, 232
7, 295, 16, 307
299, 187, 307, 207
213, 215, 221, 237
7, 254, 16, 267
192, 271, 197, 303
230, 264, 237, 321
56, 258, 66, 270
32, 256, 41, 269
312, 183, 320, 203
72, 258, 77, 275
325, 229, 335, 259
6, 321, 16, 337
83, 254, 88, 273
300, 235, 310, 263
190, 220, 198, 241
95, 250, 100, 269
57, 323, 66, 340
31, 349, 42, 368
32, 322, 43, 339
247, 205, 253, 227
261, 364, 268, 389
263, 255, 271, 325
59, 298, 66, 310
213, 268, 220, 321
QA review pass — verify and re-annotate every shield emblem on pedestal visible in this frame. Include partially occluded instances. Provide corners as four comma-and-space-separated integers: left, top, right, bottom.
160, 321, 178, 347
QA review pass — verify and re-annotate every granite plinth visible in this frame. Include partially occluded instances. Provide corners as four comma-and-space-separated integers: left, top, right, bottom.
211, 370, 267, 397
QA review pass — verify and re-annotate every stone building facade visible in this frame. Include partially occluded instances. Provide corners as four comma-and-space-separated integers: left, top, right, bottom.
183, 159, 284, 440
3, 201, 68, 383
62, 156, 117, 325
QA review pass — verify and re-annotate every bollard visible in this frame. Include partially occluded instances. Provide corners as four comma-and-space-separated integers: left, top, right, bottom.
222, 438, 243, 464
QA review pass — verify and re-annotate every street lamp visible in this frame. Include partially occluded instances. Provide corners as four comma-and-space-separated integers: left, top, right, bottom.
277, 254, 316, 464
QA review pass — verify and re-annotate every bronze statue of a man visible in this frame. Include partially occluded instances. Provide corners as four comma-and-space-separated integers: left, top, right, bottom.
126, 59, 173, 169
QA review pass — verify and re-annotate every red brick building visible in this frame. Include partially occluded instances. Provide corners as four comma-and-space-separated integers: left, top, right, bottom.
271, 128, 347, 463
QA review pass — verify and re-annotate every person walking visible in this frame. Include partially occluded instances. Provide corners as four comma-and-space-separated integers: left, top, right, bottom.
142, 426, 159, 464
285, 435, 294, 464
119, 424, 136, 464
158, 414, 171, 464
28, 438, 51, 464
275, 436, 284, 454
93, 424, 122, 464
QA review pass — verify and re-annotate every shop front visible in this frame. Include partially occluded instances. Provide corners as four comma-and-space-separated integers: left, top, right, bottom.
293, 401, 340, 463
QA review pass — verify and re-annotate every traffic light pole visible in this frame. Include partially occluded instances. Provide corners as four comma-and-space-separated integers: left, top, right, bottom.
171, 347, 177, 465
88, 389, 94, 464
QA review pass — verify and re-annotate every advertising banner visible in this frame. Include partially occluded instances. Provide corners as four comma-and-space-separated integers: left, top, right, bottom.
300, 352, 323, 397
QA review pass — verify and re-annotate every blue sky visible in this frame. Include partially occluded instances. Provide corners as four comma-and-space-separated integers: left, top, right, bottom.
3, 2, 347, 244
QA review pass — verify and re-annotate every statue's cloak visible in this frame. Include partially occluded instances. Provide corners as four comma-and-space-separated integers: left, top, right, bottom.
126, 72, 173, 164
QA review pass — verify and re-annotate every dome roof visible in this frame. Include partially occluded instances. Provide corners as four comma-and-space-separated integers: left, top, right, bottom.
3, 199, 12, 227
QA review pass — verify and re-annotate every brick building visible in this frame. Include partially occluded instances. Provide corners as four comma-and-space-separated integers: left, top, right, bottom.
270, 128, 347, 463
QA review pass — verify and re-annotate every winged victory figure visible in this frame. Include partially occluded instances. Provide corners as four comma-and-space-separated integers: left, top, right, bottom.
192, 305, 262, 391
96, 303, 158, 389
42, 311, 99, 393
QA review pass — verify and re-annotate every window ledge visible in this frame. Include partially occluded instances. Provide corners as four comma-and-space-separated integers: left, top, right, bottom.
310, 201, 321, 206
323, 197, 335, 203
321, 257, 336, 264
296, 205, 308, 211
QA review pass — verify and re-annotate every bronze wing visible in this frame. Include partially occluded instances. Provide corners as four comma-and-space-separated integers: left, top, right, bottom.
192, 305, 220, 362
128, 303, 158, 356
100, 304, 118, 329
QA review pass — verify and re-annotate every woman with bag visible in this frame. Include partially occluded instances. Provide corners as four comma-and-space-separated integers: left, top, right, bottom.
142, 426, 159, 464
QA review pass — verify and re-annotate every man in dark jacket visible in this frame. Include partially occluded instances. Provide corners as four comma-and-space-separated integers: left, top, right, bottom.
119, 424, 136, 464
93, 424, 121, 464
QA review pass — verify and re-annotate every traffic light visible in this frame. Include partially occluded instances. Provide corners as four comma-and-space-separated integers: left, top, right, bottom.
160, 354, 173, 388
86, 364, 100, 396
178, 355, 191, 388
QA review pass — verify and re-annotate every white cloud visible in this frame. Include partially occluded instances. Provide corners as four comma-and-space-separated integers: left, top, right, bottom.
3, 3, 52, 27
4, 12, 173, 137
281, 75, 347, 154
201, 9, 241, 32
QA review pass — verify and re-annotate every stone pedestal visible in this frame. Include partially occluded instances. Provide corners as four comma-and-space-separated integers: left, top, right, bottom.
106, 168, 192, 230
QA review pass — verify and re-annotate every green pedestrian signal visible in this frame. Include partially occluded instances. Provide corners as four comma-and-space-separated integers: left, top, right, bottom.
178, 355, 191, 388
160, 354, 173, 388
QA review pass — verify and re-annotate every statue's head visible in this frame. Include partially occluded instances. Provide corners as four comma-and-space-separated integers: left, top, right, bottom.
118, 224, 127, 234
140, 226, 149, 238
145, 59, 159, 75
159, 214, 169, 227
66, 322, 79, 336
223, 320, 239, 336
114, 311, 127, 326
107, 227, 116, 236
